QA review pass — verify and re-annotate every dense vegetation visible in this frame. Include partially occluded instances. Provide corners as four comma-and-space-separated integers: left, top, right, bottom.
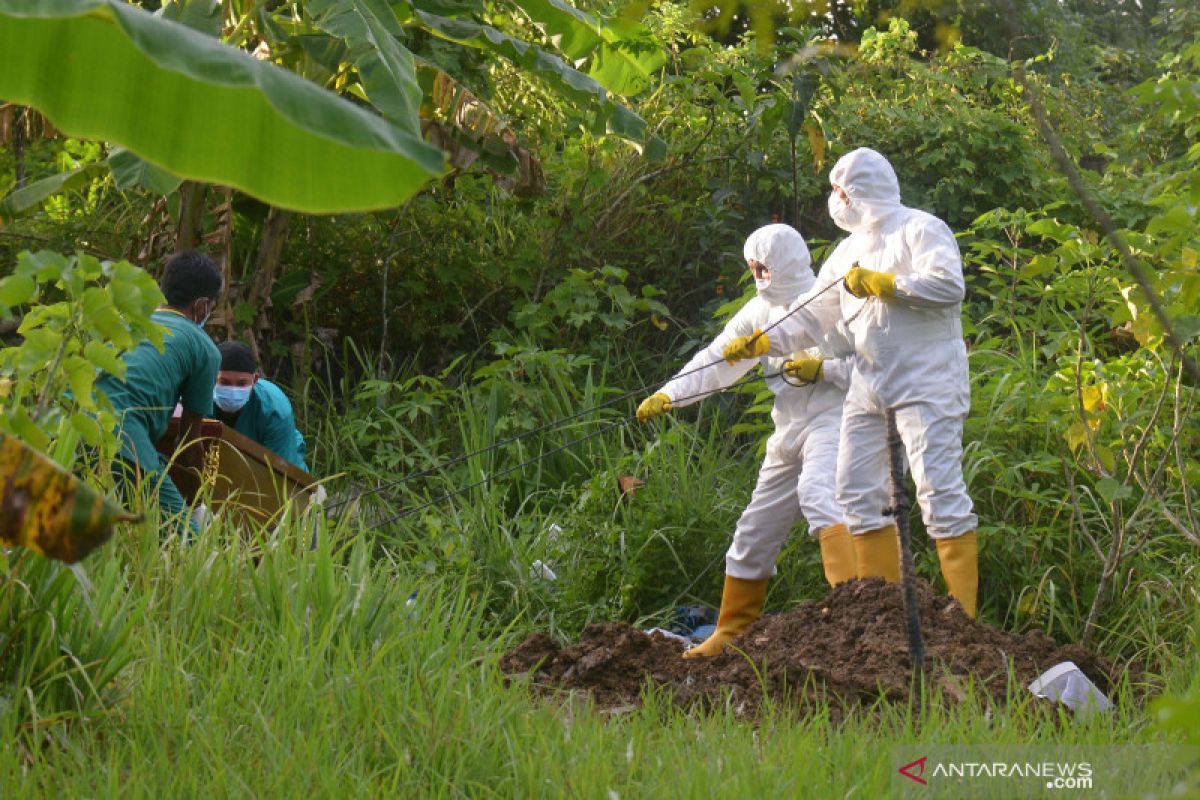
1, 0, 1199, 793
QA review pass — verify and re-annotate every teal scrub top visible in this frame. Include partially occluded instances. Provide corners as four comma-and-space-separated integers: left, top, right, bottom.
231, 379, 308, 472
96, 309, 220, 469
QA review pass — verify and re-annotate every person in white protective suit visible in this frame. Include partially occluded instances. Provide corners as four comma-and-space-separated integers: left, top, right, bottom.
722, 148, 980, 618
636, 224, 856, 658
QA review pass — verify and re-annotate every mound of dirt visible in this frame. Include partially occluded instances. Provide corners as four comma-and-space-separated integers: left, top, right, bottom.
500, 579, 1122, 715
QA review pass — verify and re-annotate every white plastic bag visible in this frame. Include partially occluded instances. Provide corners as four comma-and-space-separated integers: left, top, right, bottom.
1028, 661, 1112, 717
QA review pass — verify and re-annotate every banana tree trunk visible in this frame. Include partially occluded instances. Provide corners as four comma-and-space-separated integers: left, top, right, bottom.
176, 180, 208, 252
246, 205, 292, 364
12, 105, 25, 189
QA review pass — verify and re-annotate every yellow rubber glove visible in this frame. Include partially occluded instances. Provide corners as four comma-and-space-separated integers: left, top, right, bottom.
722, 329, 770, 364
782, 356, 824, 383
636, 392, 672, 422
843, 266, 896, 298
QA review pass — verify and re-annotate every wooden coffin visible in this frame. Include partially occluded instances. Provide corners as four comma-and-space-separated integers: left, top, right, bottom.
155, 415, 315, 526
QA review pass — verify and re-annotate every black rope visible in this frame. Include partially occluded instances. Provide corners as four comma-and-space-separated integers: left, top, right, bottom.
327, 279, 842, 510
324, 394, 632, 510
365, 418, 629, 527
755, 277, 841, 338
887, 408, 926, 699
352, 366, 812, 528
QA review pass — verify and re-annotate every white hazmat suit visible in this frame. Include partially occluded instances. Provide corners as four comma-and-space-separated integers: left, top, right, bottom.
727, 149, 980, 617
639, 224, 856, 657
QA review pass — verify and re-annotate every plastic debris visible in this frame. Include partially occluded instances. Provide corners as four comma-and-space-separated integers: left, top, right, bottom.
670, 604, 717, 637
642, 627, 691, 647
1028, 661, 1112, 717
530, 560, 557, 581
190, 502, 212, 530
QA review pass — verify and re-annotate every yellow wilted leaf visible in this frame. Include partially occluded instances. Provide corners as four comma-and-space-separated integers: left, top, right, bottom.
1132, 313, 1159, 346
650, 314, 668, 331
805, 122, 825, 172
1065, 421, 1087, 451
0, 433, 138, 563
1081, 383, 1105, 413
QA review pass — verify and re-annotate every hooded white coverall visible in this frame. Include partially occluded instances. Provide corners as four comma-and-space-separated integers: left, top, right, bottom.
762, 149, 977, 541
656, 225, 851, 580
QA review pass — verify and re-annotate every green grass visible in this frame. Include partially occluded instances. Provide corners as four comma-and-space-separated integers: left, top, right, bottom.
1, 508, 1195, 798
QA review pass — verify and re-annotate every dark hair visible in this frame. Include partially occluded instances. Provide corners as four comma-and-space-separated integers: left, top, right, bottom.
160, 251, 223, 308
218, 341, 257, 374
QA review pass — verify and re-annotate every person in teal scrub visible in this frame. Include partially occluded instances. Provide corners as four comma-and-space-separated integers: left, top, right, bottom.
96, 250, 223, 536
212, 342, 308, 471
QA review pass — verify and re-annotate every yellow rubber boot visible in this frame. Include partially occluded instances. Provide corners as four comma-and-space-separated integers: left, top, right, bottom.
683, 575, 769, 659
818, 523, 856, 587
936, 531, 978, 618
854, 524, 901, 582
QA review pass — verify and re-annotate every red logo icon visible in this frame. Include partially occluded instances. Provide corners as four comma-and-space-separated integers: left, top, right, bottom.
899, 756, 929, 786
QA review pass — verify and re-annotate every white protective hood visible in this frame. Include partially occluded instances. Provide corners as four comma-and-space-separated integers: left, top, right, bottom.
742, 224, 814, 307
829, 148, 904, 233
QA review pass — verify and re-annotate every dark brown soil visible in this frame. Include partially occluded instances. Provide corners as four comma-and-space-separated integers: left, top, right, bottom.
499, 578, 1123, 716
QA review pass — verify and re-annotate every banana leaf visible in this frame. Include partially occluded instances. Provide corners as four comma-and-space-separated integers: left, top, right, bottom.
510, 0, 666, 96
0, 433, 137, 563
412, 9, 652, 144
0, 0, 445, 213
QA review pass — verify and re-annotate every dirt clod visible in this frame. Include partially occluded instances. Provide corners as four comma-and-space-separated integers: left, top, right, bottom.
500, 579, 1122, 715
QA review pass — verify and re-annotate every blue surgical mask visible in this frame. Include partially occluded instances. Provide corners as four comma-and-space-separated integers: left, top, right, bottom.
214, 384, 252, 413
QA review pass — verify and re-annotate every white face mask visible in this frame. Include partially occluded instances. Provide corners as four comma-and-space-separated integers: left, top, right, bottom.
754, 276, 772, 291
828, 192, 866, 232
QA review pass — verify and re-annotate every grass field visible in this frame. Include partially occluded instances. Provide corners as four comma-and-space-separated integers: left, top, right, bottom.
2, 510, 1196, 798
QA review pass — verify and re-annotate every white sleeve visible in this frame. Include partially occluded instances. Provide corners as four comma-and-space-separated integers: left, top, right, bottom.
660, 303, 761, 408
821, 355, 853, 391
892, 216, 965, 308
764, 260, 844, 356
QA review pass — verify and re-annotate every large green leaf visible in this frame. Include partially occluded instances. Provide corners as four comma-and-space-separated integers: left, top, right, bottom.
588, 35, 666, 97
0, 0, 445, 213
107, 148, 183, 195
509, 0, 665, 96
410, 8, 651, 143
158, 0, 222, 37
308, 0, 424, 138
509, 0, 601, 60
1, 148, 182, 220
408, 0, 485, 17
0, 162, 107, 222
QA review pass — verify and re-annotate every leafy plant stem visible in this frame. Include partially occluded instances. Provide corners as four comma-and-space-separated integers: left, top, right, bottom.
1008, 57, 1200, 384
30, 321, 70, 424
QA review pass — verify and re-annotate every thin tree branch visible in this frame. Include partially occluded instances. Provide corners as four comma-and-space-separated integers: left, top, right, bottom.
1007, 58, 1200, 384
1172, 359, 1198, 534
1063, 462, 1104, 561
1123, 352, 1172, 475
